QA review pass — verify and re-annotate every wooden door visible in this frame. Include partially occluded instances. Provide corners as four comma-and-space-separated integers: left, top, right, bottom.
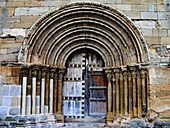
62, 49, 106, 119
88, 74, 107, 116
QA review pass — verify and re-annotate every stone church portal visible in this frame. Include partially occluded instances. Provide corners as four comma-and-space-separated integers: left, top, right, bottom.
18, 3, 150, 123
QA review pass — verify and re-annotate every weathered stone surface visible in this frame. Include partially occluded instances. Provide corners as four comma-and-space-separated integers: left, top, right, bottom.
158, 20, 170, 29
0, 107, 8, 116
153, 29, 168, 37
11, 97, 20, 107
0, 43, 22, 49
134, 21, 156, 29
9, 107, 20, 115
0, 55, 18, 62
15, 7, 29, 16
116, 5, 131, 11
1, 29, 26, 37
142, 28, 153, 36
0, 86, 10, 96
161, 37, 170, 45
141, 12, 166, 20
6, 1, 25, 7
0, 2, 5, 7
28, 7, 49, 16
0, 8, 15, 17
2, 96, 11, 106
129, 119, 146, 128
0, 49, 7, 55
10, 85, 21, 96
0, 76, 2, 86
123, 11, 140, 19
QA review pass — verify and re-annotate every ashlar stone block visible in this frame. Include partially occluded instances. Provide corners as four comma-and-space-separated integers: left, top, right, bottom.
0, 86, 10, 96
9, 107, 20, 115
2, 96, 11, 106
141, 12, 166, 20
1, 29, 26, 37
134, 21, 156, 29
10, 85, 21, 96
161, 37, 170, 45
0, 107, 8, 116
15, 7, 29, 16
28, 7, 49, 16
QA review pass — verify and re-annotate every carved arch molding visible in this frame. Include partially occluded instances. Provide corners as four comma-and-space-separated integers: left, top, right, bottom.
19, 3, 150, 123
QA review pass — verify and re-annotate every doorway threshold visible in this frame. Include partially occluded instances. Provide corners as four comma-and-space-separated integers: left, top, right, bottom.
65, 118, 106, 123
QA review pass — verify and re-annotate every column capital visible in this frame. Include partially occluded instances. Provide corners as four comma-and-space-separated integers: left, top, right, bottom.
50, 68, 56, 79
31, 65, 39, 77
58, 68, 66, 80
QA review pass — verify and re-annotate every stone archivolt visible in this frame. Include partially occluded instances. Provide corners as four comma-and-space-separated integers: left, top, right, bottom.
18, 3, 150, 124
19, 3, 149, 68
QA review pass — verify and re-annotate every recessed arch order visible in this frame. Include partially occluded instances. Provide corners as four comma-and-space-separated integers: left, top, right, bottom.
19, 2, 150, 68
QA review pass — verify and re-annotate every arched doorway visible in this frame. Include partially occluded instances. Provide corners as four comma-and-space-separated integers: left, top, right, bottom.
63, 49, 107, 120
19, 3, 150, 124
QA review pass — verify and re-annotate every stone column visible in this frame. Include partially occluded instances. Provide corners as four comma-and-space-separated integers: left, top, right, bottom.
128, 68, 132, 117
21, 67, 28, 115
105, 68, 113, 124
120, 70, 124, 116
41, 67, 47, 113
31, 65, 39, 114
45, 67, 49, 113
57, 68, 65, 114
123, 69, 128, 116
114, 68, 120, 116
137, 69, 142, 117
141, 69, 147, 115
130, 66, 137, 117
49, 68, 56, 113
53, 71, 58, 114
112, 72, 116, 115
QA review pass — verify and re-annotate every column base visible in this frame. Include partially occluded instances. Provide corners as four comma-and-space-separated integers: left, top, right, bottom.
106, 112, 113, 124
55, 113, 64, 123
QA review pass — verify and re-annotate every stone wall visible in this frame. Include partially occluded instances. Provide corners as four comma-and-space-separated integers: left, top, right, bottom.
0, 65, 21, 116
0, 0, 169, 65
0, 0, 170, 120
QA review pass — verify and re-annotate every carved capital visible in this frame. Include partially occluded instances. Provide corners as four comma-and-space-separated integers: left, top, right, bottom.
58, 68, 66, 80
132, 71, 137, 78
123, 71, 128, 79
31, 65, 39, 77
22, 68, 29, 77
41, 67, 47, 78
50, 68, 56, 79
140, 70, 147, 78
105, 68, 112, 82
